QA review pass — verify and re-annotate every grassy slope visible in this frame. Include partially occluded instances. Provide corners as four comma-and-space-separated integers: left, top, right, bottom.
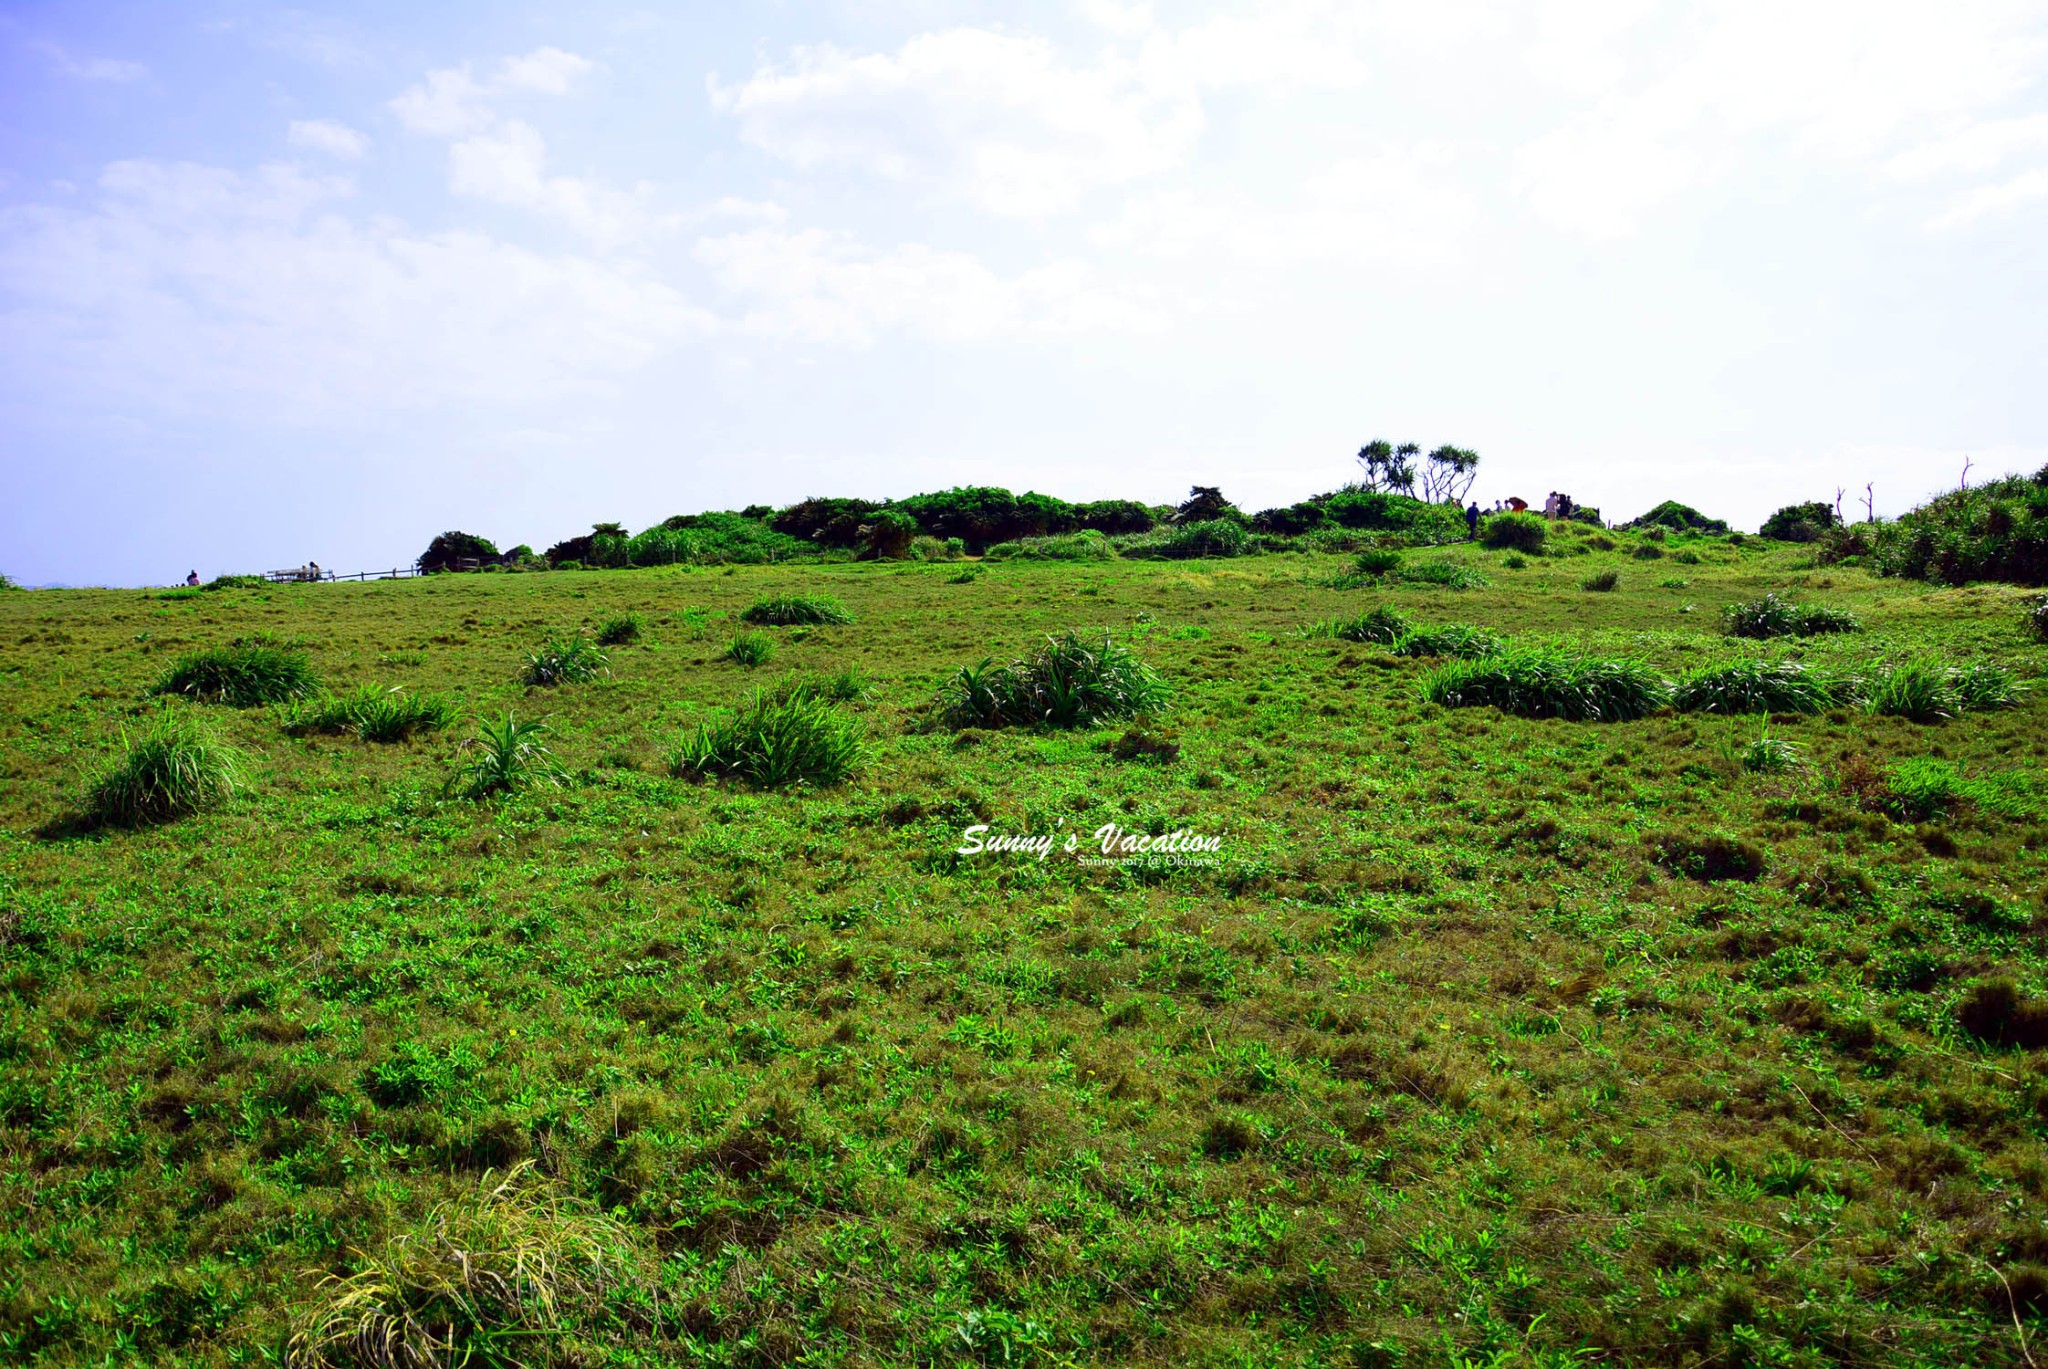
3, 533, 2048, 1366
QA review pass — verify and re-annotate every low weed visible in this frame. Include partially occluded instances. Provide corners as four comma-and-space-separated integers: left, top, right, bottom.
594, 612, 645, 646
1399, 560, 1490, 590
1581, 569, 1621, 593
1420, 647, 1671, 721
153, 644, 318, 706
284, 686, 458, 742
741, 593, 855, 626
522, 633, 610, 686
669, 692, 864, 788
941, 631, 1167, 729
453, 713, 565, 799
1673, 660, 1835, 715
86, 710, 243, 826
725, 631, 776, 668
770, 666, 869, 705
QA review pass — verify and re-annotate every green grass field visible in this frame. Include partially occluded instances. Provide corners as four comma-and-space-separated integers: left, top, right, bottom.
4, 529, 2048, 1366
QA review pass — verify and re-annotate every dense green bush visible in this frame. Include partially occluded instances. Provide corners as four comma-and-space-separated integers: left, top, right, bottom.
941, 632, 1167, 729
621, 514, 815, 567
1420, 648, 1671, 721
771, 497, 884, 548
153, 645, 319, 706
1760, 501, 1839, 542
858, 509, 918, 560
670, 692, 865, 788
418, 530, 499, 573
1073, 500, 1156, 535
1860, 471, 2048, 585
1480, 512, 1547, 553
203, 574, 268, 591
895, 487, 1077, 553
1626, 501, 1729, 535
87, 710, 243, 826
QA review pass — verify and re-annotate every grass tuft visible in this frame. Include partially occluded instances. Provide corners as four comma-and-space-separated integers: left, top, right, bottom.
1308, 606, 1411, 645
1724, 592, 1862, 639
453, 713, 565, 799
769, 665, 869, 705
1581, 569, 1621, 593
86, 710, 243, 826
741, 593, 855, 626
669, 692, 865, 789
153, 645, 318, 706
1420, 647, 1671, 721
1391, 624, 1504, 659
286, 1163, 657, 1368
1673, 659, 1835, 714
521, 633, 610, 686
725, 631, 776, 668
284, 686, 458, 742
1398, 560, 1490, 590
941, 631, 1167, 729
594, 612, 645, 646
1740, 731, 1803, 774
1862, 662, 1959, 722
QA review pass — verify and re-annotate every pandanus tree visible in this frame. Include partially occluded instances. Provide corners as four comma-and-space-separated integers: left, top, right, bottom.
1356, 440, 1418, 494
1418, 445, 1482, 504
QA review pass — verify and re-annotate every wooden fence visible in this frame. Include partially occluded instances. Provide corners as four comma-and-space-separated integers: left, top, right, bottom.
264, 558, 480, 584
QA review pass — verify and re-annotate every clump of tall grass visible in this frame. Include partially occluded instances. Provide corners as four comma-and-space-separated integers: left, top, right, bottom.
85, 710, 244, 827
1303, 606, 1411, 645
941, 631, 1168, 729
594, 612, 644, 646
1740, 731, 1804, 775
984, 530, 1118, 562
286, 1163, 657, 1369
1724, 593, 1861, 639
153, 644, 318, 706
1858, 660, 2021, 722
453, 713, 565, 799
1391, 624, 1504, 659
284, 686, 459, 742
769, 666, 869, 705
521, 633, 609, 686
741, 593, 855, 626
725, 631, 776, 668
1117, 519, 1249, 560
1953, 661, 2021, 710
1398, 560, 1490, 590
1673, 660, 1835, 715
1581, 569, 1621, 593
669, 692, 865, 789
1420, 647, 1671, 721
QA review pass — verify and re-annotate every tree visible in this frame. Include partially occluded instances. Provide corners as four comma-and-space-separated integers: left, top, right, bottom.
1418, 445, 1481, 504
1759, 502, 1839, 543
1356, 440, 1417, 494
1174, 486, 1242, 524
417, 530, 498, 573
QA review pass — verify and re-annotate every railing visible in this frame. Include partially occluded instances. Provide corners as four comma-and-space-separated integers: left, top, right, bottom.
263, 558, 482, 584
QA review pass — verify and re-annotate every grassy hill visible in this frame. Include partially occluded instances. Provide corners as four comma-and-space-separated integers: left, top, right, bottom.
3, 525, 2047, 1366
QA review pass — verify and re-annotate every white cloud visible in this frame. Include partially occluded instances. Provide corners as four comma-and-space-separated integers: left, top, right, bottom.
288, 119, 369, 159
0, 158, 710, 422
389, 66, 494, 137
1888, 114, 2048, 179
694, 226, 1162, 344
496, 47, 595, 94
447, 119, 669, 246
1929, 165, 2048, 229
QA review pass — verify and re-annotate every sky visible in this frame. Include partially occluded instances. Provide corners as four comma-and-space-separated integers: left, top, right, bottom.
3, 1, 2047, 586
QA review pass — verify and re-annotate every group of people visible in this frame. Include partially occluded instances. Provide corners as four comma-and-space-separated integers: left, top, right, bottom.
1461, 491, 1583, 539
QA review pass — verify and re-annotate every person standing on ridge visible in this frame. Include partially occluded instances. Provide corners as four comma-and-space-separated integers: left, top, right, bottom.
185, 570, 200, 586
1465, 502, 1481, 540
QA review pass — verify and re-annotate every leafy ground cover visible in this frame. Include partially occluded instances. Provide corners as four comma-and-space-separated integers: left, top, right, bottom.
3, 537, 2048, 1366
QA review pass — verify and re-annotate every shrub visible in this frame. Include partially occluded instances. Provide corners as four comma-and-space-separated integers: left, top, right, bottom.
741, 594, 855, 626
287, 1163, 658, 1368
1398, 560, 1490, 590
910, 535, 966, 561
1392, 625, 1504, 659
285, 686, 459, 742
893, 486, 1077, 552
453, 714, 565, 799
725, 631, 776, 668
1581, 569, 1621, 593
984, 530, 1118, 562
620, 514, 816, 567
417, 530, 499, 573
669, 692, 865, 789
941, 631, 1168, 729
1502, 553, 1528, 570
1480, 512, 1547, 553
1723, 593, 1861, 639
858, 508, 918, 560
1649, 831, 1767, 881
1120, 519, 1250, 559
202, 574, 267, 591
86, 710, 243, 826
593, 613, 644, 646
1672, 549, 1702, 565
522, 633, 609, 686
1626, 501, 1730, 535
1073, 499, 1156, 535
1322, 606, 1411, 645
1673, 660, 1835, 715
1760, 501, 1839, 542
1957, 980, 2048, 1049
1863, 473, 2048, 585
153, 645, 318, 706
1353, 549, 1404, 577
0, 572, 17, 590
771, 496, 883, 548
1420, 648, 1671, 721
1631, 544, 1665, 560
